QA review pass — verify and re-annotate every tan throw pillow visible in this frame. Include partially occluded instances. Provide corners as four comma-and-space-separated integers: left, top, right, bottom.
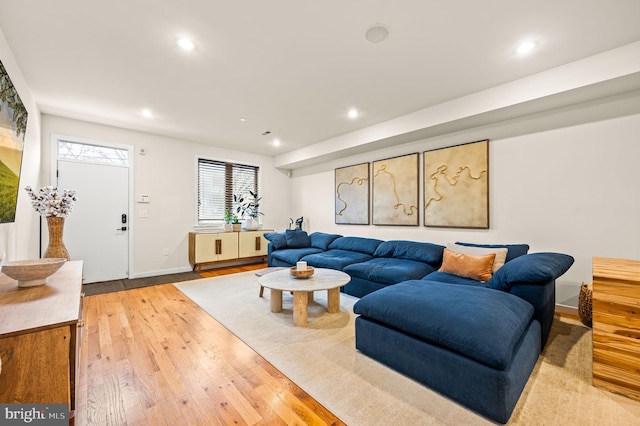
439, 248, 496, 282
446, 243, 508, 273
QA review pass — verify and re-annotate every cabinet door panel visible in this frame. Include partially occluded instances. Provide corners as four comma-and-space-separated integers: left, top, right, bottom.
218, 233, 239, 260
239, 231, 268, 257
0, 327, 71, 404
194, 234, 217, 263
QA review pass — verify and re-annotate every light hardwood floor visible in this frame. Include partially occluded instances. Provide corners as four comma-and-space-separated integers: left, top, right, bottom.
76, 263, 345, 425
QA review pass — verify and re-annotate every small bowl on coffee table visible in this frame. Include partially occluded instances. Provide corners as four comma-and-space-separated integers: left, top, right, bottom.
290, 266, 314, 279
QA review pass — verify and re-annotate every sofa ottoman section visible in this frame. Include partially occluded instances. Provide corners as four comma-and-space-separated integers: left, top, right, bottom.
355, 316, 540, 424
353, 280, 540, 423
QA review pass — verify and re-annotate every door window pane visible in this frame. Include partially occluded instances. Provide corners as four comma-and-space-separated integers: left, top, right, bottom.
58, 140, 128, 166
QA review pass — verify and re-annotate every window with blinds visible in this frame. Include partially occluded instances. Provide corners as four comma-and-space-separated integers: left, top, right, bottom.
197, 158, 259, 223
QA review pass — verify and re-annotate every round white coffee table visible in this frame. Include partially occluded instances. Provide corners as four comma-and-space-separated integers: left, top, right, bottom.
258, 268, 350, 326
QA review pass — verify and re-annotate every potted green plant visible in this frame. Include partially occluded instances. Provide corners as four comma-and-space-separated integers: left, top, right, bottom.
234, 190, 263, 230
232, 216, 241, 232
224, 209, 235, 232
224, 208, 241, 232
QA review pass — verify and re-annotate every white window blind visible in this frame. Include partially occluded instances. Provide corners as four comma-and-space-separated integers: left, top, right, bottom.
197, 159, 259, 223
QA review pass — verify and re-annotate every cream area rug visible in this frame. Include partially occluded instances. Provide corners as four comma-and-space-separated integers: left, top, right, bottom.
175, 272, 640, 425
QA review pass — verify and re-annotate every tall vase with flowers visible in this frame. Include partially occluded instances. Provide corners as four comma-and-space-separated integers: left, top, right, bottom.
25, 186, 77, 260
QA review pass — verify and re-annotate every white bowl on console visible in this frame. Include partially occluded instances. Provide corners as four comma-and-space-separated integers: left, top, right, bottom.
1, 258, 67, 287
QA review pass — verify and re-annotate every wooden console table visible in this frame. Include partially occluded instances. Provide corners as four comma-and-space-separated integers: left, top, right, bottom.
592, 256, 640, 401
0, 260, 84, 419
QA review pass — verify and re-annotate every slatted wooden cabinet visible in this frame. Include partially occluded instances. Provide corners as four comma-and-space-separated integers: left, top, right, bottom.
0, 260, 84, 418
592, 257, 640, 401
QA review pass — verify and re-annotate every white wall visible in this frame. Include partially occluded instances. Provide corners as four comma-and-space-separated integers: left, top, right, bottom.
0, 27, 41, 261
41, 114, 291, 277
290, 92, 640, 305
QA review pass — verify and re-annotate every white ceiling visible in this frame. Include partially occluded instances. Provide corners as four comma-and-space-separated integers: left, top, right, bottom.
1, 0, 640, 157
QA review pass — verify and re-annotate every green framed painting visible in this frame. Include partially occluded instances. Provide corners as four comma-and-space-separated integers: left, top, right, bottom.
0, 60, 28, 223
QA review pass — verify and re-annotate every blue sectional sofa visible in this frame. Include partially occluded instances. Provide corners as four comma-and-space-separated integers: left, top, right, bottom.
265, 230, 574, 423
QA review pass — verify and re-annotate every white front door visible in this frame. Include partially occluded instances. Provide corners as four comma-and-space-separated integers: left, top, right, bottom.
57, 159, 129, 283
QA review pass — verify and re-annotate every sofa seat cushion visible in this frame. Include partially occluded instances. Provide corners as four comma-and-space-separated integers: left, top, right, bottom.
353, 280, 534, 370
422, 271, 487, 287
301, 249, 373, 270
344, 258, 438, 285
270, 247, 323, 265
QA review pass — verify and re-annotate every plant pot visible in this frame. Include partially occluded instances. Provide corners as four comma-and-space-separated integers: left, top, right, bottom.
232, 223, 242, 232
244, 218, 260, 231
224, 224, 232, 232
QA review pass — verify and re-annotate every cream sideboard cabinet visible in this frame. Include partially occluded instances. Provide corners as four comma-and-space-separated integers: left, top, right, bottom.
0, 260, 84, 420
188, 230, 271, 271
592, 256, 640, 401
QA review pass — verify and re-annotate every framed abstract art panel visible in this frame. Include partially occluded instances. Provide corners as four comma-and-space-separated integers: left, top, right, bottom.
372, 153, 419, 226
423, 140, 489, 228
335, 162, 369, 225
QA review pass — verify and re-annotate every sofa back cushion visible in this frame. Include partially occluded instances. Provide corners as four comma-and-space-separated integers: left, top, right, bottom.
456, 242, 529, 262
446, 243, 507, 273
309, 232, 342, 250
373, 240, 444, 266
285, 229, 311, 248
486, 252, 575, 292
328, 236, 383, 255
264, 232, 287, 250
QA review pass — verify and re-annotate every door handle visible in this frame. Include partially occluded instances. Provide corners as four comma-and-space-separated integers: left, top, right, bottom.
117, 226, 127, 231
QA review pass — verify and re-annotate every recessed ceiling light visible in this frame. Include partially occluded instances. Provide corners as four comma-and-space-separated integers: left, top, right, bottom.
348, 108, 359, 119
141, 108, 153, 118
240, 118, 247, 122
365, 24, 390, 44
273, 138, 281, 147
177, 37, 195, 52
516, 40, 537, 56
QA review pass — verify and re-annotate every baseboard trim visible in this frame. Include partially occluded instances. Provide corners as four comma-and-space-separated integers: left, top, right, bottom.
131, 266, 193, 279
555, 304, 579, 319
